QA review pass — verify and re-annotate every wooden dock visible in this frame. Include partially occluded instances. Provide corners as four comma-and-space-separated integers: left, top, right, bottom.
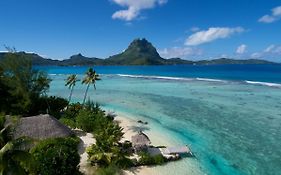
162, 145, 191, 154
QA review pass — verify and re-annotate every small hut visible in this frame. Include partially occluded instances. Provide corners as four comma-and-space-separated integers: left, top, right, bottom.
12, 114, 73, 140
131, 131, 151, 153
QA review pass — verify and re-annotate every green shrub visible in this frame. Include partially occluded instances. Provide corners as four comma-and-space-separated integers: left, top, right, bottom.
62, 103, 83, 119
95, 164, 121, 175
84, 101, 103, 115
46, 96, 68, 117
114, 157, 134, 169
153, 154, 165, 164
122, 140, 132, 150
30, 137, 80, 175
76, 106, 110, 133
59, 118, 76, 129
0, 113, 5, 128
138, 152, 166, 166
76, 109, 96, 132
138, 152, 154, 165
28, 96, 68, 118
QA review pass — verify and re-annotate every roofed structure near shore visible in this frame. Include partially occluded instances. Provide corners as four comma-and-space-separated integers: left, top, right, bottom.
12, 114, 73, 140
131, 131, 151, 152
132, 131, 151, 146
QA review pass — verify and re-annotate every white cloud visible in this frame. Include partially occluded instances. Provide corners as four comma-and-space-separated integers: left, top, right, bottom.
185, 27, 245, 46
112, 0, 167, 21
259, 15, 276, 23
251, 44, 281, 60
264, 44, 275, 52
258, 5, 281, 23
272, 6, 281, 16
236, 44, 247, 54
220, 54, 228, 58
274, 46, 281, 54
262, 45, 281, 54
158, 47, 202, 59
250, 52, 262, 58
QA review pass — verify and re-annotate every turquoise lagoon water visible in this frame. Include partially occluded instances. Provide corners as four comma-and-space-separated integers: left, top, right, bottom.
39, 65, 281, 175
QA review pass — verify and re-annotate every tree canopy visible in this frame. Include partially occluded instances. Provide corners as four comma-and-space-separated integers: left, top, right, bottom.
0, 52, 51, 115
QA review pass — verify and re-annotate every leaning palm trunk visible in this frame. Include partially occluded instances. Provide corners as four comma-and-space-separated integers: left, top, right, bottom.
82, 83, 90, 105
68, 85, 74, 103
65, 74, 78, 106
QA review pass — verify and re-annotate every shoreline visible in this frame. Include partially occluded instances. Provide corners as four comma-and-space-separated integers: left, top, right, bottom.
113, 111, 206, 175
115, 115, 169, 175
115, 114, 199, 175
75, 108, 206, 175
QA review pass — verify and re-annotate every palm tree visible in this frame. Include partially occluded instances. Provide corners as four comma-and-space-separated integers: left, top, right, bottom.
65, 74, 79, 103
87, 122, 124, 167
82, 68, 100, 105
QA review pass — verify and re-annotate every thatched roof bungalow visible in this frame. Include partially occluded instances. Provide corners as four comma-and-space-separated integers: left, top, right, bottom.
12, 114, 73, 140
131, 131, 151, 152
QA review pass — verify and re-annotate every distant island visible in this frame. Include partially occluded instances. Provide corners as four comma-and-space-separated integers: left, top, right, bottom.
0, 38, 276, 66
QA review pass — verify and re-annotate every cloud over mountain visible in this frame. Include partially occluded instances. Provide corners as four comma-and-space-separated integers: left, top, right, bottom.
236, 44, 247, 54
158, 47, 202, 59
112, 0, 167, 21
251, 44, 281, 62
185, 27, 245, 46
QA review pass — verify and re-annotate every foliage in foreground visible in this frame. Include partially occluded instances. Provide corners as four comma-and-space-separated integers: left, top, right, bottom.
30, 137, 81, 175
0, 52, 51, 115
0, 115, 37, 175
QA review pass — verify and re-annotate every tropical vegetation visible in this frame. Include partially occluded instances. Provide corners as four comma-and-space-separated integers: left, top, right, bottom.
0, 115, 37, 175
0, 51, 51, 115
0, 51, 168, 175
30, 137, 80, 175
65, 74, 79, 103
138, 152, 166, 166
82, 68, 100, 105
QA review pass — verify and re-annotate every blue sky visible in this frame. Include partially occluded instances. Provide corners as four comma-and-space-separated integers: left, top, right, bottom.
0, 0, 281, 62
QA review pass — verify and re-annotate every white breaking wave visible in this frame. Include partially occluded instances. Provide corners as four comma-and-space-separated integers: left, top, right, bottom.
195, 78, 227, 83
116, 74, 192, 81
245, 81, 281, 87
116, 74, 230, 83
49, 73, 67, 76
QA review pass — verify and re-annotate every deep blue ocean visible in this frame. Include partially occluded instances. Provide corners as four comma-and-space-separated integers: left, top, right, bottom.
36, 64, 281, 83
37, 64, 281, 175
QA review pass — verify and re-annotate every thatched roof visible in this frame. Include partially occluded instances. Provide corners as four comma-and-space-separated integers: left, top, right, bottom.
12, 114, 73, 140
131, 131, 151, 147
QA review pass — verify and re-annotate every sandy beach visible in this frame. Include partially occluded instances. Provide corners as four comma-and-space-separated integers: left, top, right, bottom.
115, 115, 152, 175
76, 113, 175, 175
115, 115, 174, 175
76, 112, 201, 175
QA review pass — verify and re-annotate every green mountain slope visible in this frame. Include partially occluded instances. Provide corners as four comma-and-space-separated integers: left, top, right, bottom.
0, 38, 277, 66
60, 53, 103, 66
105, 38, 166, 65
